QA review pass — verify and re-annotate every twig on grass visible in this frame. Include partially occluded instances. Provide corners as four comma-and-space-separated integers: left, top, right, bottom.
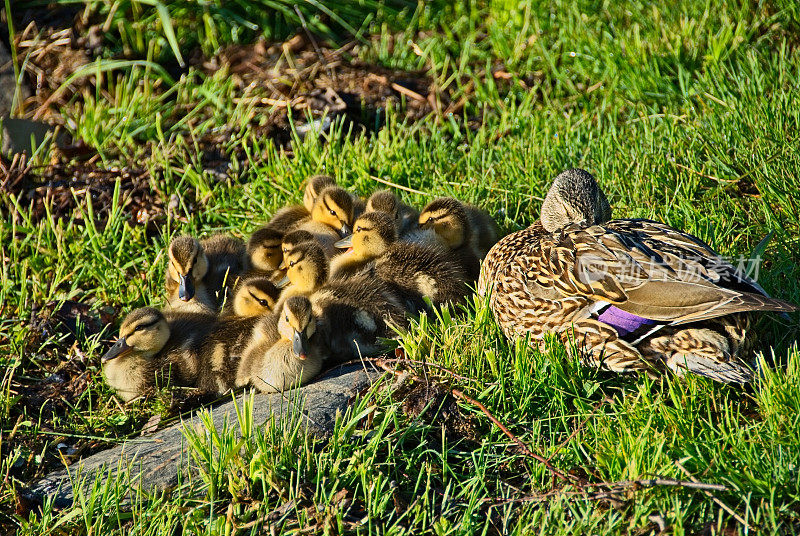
374, 358, 576, 483
368, 175, 429, 196
675, 461, 754, 532
480, 476, 730, 508
450, 386, 576, 483
372, 358, 736, 500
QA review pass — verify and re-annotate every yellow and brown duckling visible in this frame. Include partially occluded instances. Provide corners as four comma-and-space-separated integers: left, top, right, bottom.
479, 168, 797, 384
418, 197, 481, 282
333, 211, 470, 309
246, 226, 284, 275
308, 185, 355, 238
365, 189, 420, 237
303, 174, 338, 211
285, 186, 356, 257
281, 229, 315, 258
165, 234, 245, 313
236, 296, 323, 393
222, 276, 281, 318
165, 236, 214, 313
275, 240, 330, 305
101, 307, 215, 402
260, 175, 338, 234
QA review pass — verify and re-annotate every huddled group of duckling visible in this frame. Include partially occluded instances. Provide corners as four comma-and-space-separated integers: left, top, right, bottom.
102, 168, 797, 403
101, 175, 499, 401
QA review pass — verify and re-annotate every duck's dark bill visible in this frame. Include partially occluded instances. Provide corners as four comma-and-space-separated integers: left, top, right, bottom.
178, 274, 195, 301
334, 235, 353, 248
102, 338, 131, 362
292, 330, 309, 360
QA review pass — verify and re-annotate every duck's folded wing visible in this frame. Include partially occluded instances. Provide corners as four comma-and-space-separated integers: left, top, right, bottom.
540, 222, 796, 324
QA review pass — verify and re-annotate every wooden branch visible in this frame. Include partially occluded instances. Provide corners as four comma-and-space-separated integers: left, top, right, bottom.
374, 358, 575, 483
675, 461, 754, 531
450, 387, 576, 483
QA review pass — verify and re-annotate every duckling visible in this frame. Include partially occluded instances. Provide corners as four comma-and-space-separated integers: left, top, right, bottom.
335, 211, 470, 309
165, 234, 246, 313
101, 307, 215, 402
463, 203, 500, 258
275, 240, 329, 305
308, 185, 355, 238
237, 296, 323, 392
311, 278, 409, 364
281, 229, 315, 258
303, 174, 337, 212
418, 197, 481, 282
479, 168, 797, 384
365, 189, 420, 237
328, 213, 391, 279
270, 186, 357, 258
165, 236, 214, 313
287, 210, 340, 259
202, 234, 247, 306
246, 226, 284, 274
222, 276, 280, 318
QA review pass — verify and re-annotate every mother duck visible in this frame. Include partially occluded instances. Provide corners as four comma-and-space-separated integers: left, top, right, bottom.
478, 168, 796, 383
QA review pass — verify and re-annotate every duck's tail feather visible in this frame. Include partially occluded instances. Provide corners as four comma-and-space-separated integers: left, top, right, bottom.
666, 352, 754, 384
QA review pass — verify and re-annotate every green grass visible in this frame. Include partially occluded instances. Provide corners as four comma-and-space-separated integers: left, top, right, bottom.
3, 0, 800, 533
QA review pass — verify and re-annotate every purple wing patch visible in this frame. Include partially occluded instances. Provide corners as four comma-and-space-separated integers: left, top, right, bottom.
597, 305, 657, 337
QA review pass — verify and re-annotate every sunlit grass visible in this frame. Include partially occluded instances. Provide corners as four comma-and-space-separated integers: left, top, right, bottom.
3, 0, 800, 533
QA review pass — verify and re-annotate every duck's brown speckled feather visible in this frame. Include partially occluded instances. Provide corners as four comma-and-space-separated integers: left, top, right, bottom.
479, 218, 796, 382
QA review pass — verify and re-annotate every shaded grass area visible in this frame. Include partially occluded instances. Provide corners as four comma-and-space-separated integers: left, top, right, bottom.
2, 0, 800, 533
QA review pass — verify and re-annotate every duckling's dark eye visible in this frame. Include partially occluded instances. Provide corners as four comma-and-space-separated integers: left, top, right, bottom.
257, 298, 270, 307
285, 315, 289, 322
329, 209, 336, 216
289, 260, 296, 267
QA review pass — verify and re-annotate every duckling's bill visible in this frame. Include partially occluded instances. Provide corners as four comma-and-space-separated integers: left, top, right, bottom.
334, 235, 353, 248
178, 274, 194, 301
102, 337, 132, 362
292, 330, 310, 360
276, 275, 290, 288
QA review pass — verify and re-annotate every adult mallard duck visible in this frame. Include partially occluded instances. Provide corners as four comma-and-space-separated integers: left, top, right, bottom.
478, 168, 796, 383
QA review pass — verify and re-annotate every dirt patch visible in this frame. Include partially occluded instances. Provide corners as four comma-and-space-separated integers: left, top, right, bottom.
5, 20, 469, 229
1, 154, 167, 228
203, 36, 449, 123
